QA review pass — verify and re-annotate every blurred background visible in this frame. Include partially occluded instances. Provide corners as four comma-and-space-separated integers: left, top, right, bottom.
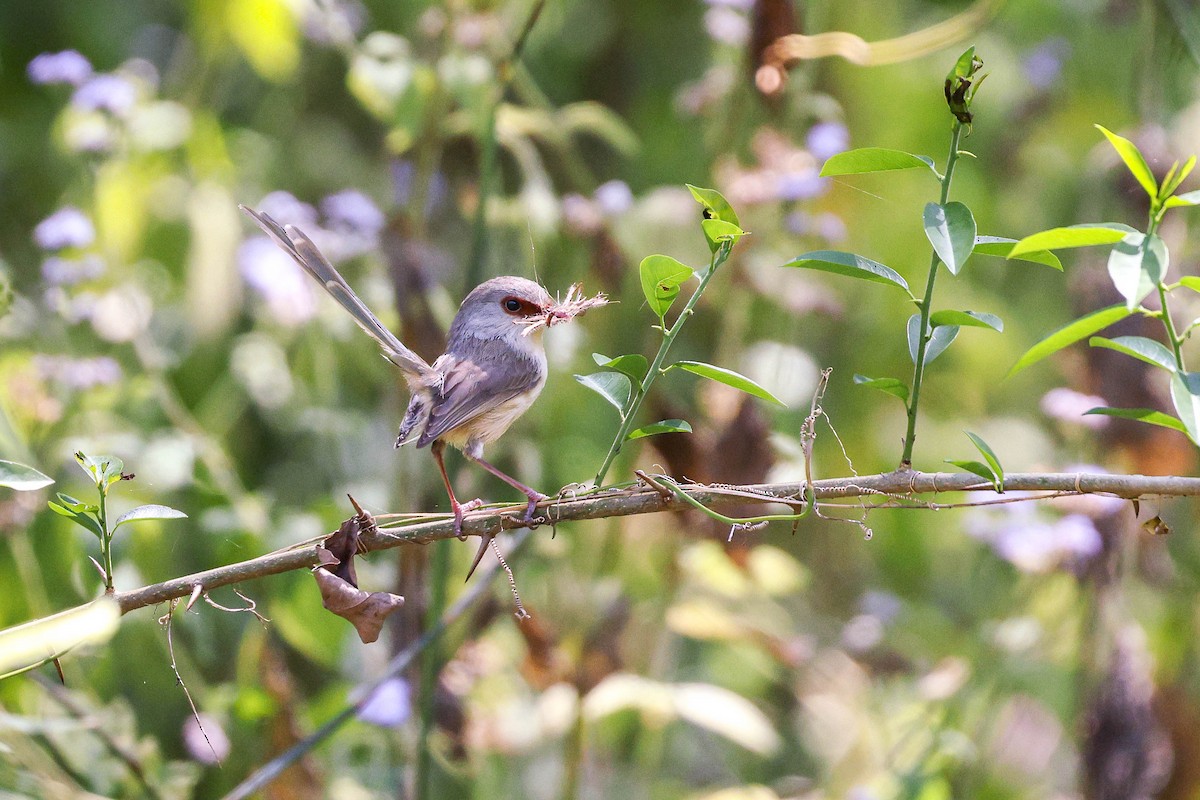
3, 0, 1200, 797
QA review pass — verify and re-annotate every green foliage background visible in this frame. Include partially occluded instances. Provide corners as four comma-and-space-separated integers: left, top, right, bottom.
3, 0, 1200, 798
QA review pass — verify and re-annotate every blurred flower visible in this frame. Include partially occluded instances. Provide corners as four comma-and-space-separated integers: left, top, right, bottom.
321, 189, 385, 237
776, 169, 829, 201
183, 713, 231, 765
969, 502, 1102, 573
27, 50, 93, 86
805, 121, 849, 161
1040, 387, 1108, 428
705, 0, 754, 8
357, 678, 411, 727
1024, 37, 1069, 91
237, 237, 317, 326
128, 101, 192, 151
859, 590, 901, 624
675, 65, 736, 116
63, 111, 117, 153
41, 255, 105, 285
71, 74, 138, 116
561, 193, 603, 236
231, 333, 295, 409
33, 355, 122, 389
43, 287, 99, 323
594, 180, 634, 216
258, 191, 319, 227
91, 285, 153, 342
141, 433, 196, 490
704, 6, 750, 45
841, 614, 884, 652
349, 32, 413, 118
303, 0, 366, 45
34, 207, 95, 251
453, 14, 498, 49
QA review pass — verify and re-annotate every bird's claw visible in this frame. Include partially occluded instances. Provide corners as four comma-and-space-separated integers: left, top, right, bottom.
454, 498, 486, 541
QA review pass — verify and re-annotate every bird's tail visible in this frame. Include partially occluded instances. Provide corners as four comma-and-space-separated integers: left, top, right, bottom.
240, 205, 433, 379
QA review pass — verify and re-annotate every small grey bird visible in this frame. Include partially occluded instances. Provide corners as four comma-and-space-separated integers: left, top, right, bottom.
241, 206, 604, 578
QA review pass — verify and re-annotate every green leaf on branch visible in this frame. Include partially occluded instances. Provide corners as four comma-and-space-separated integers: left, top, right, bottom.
1164, 189, 1200, 209
670, 361, 785, 405
819, 148, 939, 178
113, 504, 188, 532
686, 184, 740, 227
1160, 156, 1196, 200
593, 353, 650, 387
0, 460, 54, 491
930, 310, 1003, 331
54, 493, 98, 514
1008, 304, 1133, 377
907, 314, 959, 365
852, 374, 909, 403
1107, 232, 1167, 311
1178, 276, 1200, 294
782, 251, 910, 292
626, 419, 693, 440
1084, 407, 1189, 434
1170, 371, 1200, 443
47, 501, 104, 539
1008, 224, 1137, 258
74, 452, 125, 489
923, 201, 976, 275
1088, 336, 1177, 372
574, 372, 632, 416
638, 255, 694, 321
972, 236, 1062, 270
700, 219, 746, 253
1096, 124, 1158, 201
945, 459, 1002, 491
964, 431, 1004, 483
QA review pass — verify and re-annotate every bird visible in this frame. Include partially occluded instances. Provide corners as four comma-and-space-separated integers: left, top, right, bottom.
240, 205, 605, 578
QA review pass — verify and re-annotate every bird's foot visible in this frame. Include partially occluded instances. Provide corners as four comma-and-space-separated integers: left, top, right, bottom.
520, 492, 551, 527
453, 498, 486, 540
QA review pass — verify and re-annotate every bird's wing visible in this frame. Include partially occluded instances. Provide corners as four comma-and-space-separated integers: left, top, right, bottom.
240, 205, 433, 380
417, 343, 544, 447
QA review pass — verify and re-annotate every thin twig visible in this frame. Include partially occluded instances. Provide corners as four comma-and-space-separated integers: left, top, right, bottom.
160, 599, 220, 765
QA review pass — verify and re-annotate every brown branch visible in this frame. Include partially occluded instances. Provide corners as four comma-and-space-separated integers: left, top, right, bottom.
112, 470, 1200, 615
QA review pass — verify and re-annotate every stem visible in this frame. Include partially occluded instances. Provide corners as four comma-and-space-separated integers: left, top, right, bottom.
98, 486, 113, 594
593, 244, 731, 486
1147, 217, 1188, 372
900, 121, 964, 468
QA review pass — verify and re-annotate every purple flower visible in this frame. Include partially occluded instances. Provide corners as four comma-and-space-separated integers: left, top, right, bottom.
71, 74, 137, 116
34, 355, 122, 389
257, 191, 318, 227
321, 189, 385, 236
41, 255, 105, 285
704, 7, 750, 46
182, 713, 231, 765
1023, 38, 1069, 92
28, 50, 93, 86
776, 169, 829, 201
806, 121, 849, 161
594, 180, 634, 216
34, 207, 95, 251
237, 236, 317, 326
704, 0, 754, 9
357, 678, 411, 727
1040, 387, 1108, 428
969, 502, 1103, 573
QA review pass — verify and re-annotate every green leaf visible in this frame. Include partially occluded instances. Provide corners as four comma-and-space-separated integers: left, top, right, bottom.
907, 314, 959, 365
923, 201, 976, 275
686, 184, 740, 227
670, 361, 785, 406
74, 452, 125, 488
54, 493, 98, 514
945, 460, 1001, 491
1084, 407, 1189, 434
782, 250, 909, 292
1008, 223, 1137, 258
1170, 371, 1200, 443
819, 148, 938, 178
574, 372, 632, 416
700, 218, 746, 253
0, 598, 120, 678
592, 353, 650, 386
1008, 304, 1133, 377
1096, 124, 1158, 201
0, 460, 53, 491
46, 502, 104, 539
929, 310, 1003, 332
1161, 155, 1195, 199
972, 236, 1062, 270
964, 431, 1004, 481
1107, 232, 1168, 311
852, 374, 909, 403
638, 255, 694, 321
626, 419, 693, 440
1088, 335, 1177, 372
113, 504, 188, 531
1178, 276, 1200, 294
1164, 189, 1200, 209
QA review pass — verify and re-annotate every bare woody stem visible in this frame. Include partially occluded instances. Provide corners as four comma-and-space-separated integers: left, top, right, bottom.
113, 470, 1200, 615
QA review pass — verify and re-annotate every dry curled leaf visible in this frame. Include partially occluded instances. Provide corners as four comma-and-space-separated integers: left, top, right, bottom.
313, 509, 403, 644
1141, 515, 1171, 536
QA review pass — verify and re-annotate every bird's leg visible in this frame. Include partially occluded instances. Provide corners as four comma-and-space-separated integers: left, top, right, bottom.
431, 440, 483, 541
465, 454, 549, 525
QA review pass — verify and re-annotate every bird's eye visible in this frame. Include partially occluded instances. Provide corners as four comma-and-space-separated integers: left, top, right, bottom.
503, 297, 523, 313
